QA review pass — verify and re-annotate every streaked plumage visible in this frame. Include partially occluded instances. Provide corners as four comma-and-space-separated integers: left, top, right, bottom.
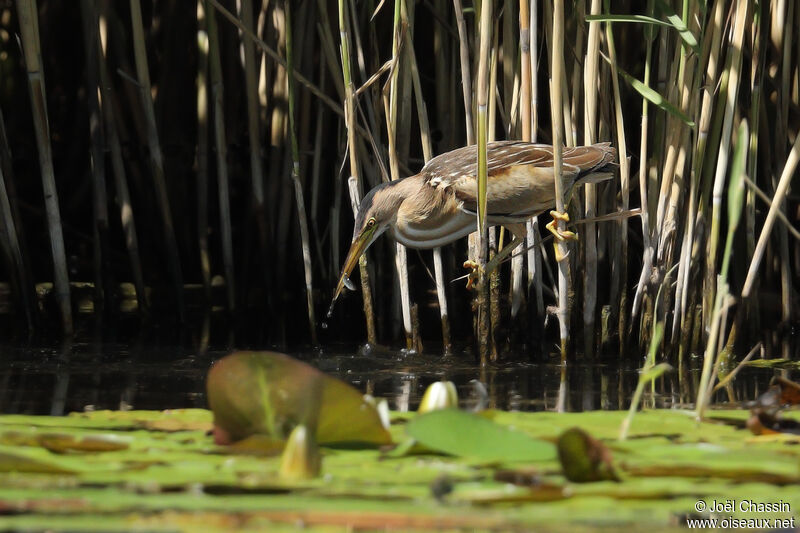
331, 141, 617, 307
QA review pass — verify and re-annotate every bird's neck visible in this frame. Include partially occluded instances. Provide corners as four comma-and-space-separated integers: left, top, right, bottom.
380, 175, 424, 219
392, 174, 425, 196
395, 174, 456, 225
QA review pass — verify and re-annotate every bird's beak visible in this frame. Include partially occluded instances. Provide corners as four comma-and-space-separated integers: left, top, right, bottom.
330, 225, 377, 307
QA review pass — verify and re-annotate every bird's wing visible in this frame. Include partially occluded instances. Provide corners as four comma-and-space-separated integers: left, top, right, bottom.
423, 142, 614, 216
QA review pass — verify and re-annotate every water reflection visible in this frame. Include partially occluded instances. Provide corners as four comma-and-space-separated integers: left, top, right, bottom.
0, 342, 779, 415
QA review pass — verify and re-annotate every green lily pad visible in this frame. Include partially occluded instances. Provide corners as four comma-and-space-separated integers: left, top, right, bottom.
207, 351, 391, 446
0, 409, 799, 531
405, 409, 556, 463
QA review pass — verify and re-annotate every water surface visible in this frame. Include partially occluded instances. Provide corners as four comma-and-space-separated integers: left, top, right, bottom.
0, 342, 778, 415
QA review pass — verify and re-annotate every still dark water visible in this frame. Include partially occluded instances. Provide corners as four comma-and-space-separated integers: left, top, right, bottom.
0, 340, 779, 415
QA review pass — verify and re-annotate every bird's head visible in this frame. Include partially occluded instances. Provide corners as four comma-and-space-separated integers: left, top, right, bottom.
330, 181, 405, 307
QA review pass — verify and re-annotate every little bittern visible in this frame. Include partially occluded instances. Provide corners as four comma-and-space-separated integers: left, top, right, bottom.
330, 141, 616, 308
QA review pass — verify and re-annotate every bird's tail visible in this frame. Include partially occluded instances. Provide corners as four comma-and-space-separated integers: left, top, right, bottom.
575, 142, 617, 186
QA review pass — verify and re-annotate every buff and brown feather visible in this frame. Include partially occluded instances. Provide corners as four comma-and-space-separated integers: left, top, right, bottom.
383, 142, 616, 248
422, 141, 616, 220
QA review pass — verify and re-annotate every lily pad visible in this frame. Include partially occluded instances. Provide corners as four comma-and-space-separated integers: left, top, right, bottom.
207, 351, 391, 446
405, 409, 556, 463
0, 409, 799, 531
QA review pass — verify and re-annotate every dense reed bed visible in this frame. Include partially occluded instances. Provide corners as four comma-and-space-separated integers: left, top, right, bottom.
0, 1, 797, 389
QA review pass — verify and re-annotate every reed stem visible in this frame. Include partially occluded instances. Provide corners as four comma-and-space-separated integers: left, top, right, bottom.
129, 0, 185, 320
550, 0, 569, 360
15, 0, 73, 334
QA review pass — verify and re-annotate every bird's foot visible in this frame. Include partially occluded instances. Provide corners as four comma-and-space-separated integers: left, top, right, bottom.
463, 260, 482, 291
546, 210, 577, 262
546, 211, 578, 242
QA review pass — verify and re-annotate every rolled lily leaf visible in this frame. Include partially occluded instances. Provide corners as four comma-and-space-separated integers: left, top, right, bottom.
557, 427, 620, 483
207, 351, 391, 446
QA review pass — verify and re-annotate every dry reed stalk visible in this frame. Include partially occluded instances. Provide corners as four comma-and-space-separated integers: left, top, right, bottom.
434, 0, 452, 149
582, 0, 601, 356
550, 0, 569, 360
285, 0, 317, 345
15, 0, 72, 334
239, 0, 273, 296
669, 6, 706, 349
129, 0, 185, 320
337, 0, 376, 343
208, 0, 361, 135
518, 0, 543, 324
675, 0, 725, 353
204, 0, 236, 311
662, 47, 700, 344
196, 2, 212, 302
256, 0, 272, 121
742, 179, 800, 240
776, 0, 794, 354
504, 3, 523, 319
696, 120, 748, 418
527, 0, 545, 322
405, 15, 452, 353
346, 177, 378, 342
742, 4, 765, 341
475, 0, 494, 365
386, 0, 413, 349
698, 66, 732, 326
489, 26, 500, 358
314, 0, 345, 275
567, 0, 583, 149
453, 0, 475, 146
502, 0, 514, 131
399, 0, 427, 350
652, 60, 685, 234
96, 8, 147, 313
530, 0, 539, 140
267, 13, 290, 310
315, 0, 346, 102
0, 111, 34, 327
518, 1, 538, 323
705, 0, 748, 334
488, 32, 499, 145
81, 0, 111, 314
629, 2, 657, 322
396, 1, 414, 163
601, 0, 630, 353
308, 60, 327, 266
742, 128, 800, 299
347, 0, 386, 156
520, 0, 532, 142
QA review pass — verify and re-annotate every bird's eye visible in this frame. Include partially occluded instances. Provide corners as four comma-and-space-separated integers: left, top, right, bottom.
367, 218, 376, 227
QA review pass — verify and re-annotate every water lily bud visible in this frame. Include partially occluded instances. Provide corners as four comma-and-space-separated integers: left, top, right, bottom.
376, 399, 390, 429
418, 381, 458, 413
279, 425, 321, 480
363, 395, 391, 430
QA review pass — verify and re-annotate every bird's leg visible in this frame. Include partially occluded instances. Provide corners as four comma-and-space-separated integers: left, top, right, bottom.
546, 210, 577, 262
463, 224, 526, 290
